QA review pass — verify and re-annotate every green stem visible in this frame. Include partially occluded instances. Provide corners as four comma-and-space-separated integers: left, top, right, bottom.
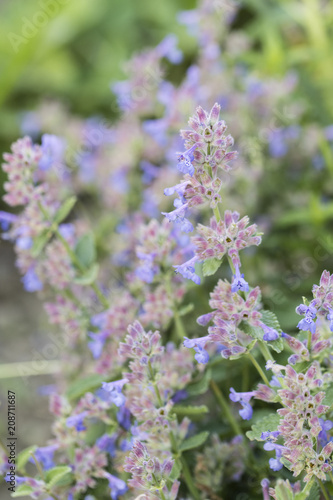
213, 205, 221, 223
210, 380, 242, 435
174, 311, 186, 342
258, 340, 274, 363
317, 479, 330, 500
307, 330, 312, 352
247, 352, 271, 386
30, 452, 45, 480
159, 489, 167, 500
300, 478, 314, 496
148, 361, 163, 407
179, 455, 201, 500
329, 471, 333, 483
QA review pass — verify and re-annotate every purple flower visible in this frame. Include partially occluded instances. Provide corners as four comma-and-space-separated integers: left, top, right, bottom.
231, 265, 249, 293
318, 418, 333, 447
164, 180, 188, 198
229, 388, 255, 420
174, 256, 200, 284
66, 411, 88, 431
143, 119, 168, 147
117, 406, 131, 430
263, 442, 285, 471
162, 200, 194, 233
261, 323, 280, 341
135, 263, 156, 283
183, 335, 210, 364
104, 472, 128, 500
176, 144, 197, 176
110, 169, 128, 194
268, 129, 288, 158
101, 379, 128, 407
39, 134, 66, 171
157, 34, 183, 64
0, 210, 17, 231
22, 267, 43, 292
296, 304, 317, 334
140, 161, 159, 184
30, 445, 58, 471
96, 434, 117, 457
88, 331, 108, 359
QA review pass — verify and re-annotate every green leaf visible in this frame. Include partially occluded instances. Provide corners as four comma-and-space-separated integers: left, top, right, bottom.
261, 310, 282, 332
172, 405, 209, 417
17, 445, 37, 472
66, 373, 106, 400
169, 460, 182, 482
46, 465, 72, 488
246, 413, 280, 441
31, 230, 52, 257
306, 482, 320, 500
74, 233, 96, 268
180, 431, 209, 451
186, 368, 211, 396
274, 481, 294, 500
279, 457, 292, 470
202, 258, 222, 276
240, 310, 284, 353
53, 196, 77, 224
74, 263, 99, 285
294, 482, 320, 500
323, 383, 333, 408
178, 303, 194, 317
11, 485, 34, 497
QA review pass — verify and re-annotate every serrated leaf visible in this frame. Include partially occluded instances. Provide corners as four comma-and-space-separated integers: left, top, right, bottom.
46, 465, 72, 488
202, 258, 222, 276
261, 310, 282, 333
74, 233, 96, 268
172, 405, 209, 417
11, 485, 34, 497
31, 230, 52, 257
306, 482, 320, 500
295, 482, 320, 500
186, 368, 211, 396
66, 373, 106, 400
180, 431, 209, 451
323, 383, 333, 407
169, 460, 182, 481
53, 196, 77, 224
246, 413, 280, 441
178, 303, 194, 317
17, 445, 37, 472
74, 263, 99, 285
